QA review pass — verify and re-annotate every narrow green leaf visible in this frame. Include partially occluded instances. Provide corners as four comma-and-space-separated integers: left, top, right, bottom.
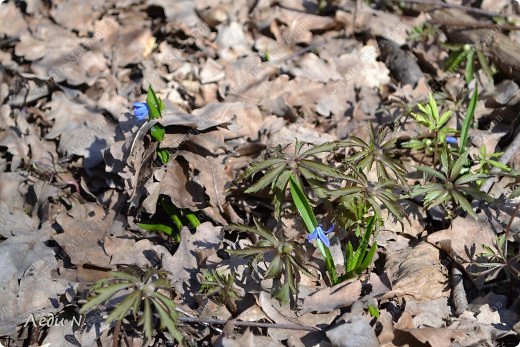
345, 241, 355, 273
357, 242, 377, 275
184, 210, 201, 228
244, 163, 286, 194
142, 299, 153, 339
137, 223, 173, 236
151, 299, 183, 343
460, 87, 478, 154
80, 282, 133, 314
245, 158, 286, 177
450, 152, 468, 181
146, 86, 162, 120
299, 159, 348, 179
106, 290, 140, 323
465, 48, 475, 83
289, 175, 317, 233
488, 160, 510, 172
415, 166, 446, 181
301, 141, 338, 156
476, 49, 494, 82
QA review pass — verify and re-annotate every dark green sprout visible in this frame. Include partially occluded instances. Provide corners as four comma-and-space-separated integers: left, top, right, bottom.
225, 220, 312, 305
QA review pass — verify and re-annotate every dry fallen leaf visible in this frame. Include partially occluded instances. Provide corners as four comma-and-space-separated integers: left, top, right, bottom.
385, 242, 449, 301
300, 280, 362, 314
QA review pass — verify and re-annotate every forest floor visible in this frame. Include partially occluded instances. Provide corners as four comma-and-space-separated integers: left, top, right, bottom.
1, 0, 520, 346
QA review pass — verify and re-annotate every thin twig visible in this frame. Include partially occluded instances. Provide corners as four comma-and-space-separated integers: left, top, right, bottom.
451, 265, 468, 316
429, 19, 520, 31
393, 0, 501, 17
177, 316, 321, 332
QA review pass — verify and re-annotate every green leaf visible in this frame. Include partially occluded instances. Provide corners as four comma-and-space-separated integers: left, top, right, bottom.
357, 242, 377, 274
476, 49, 494, 81
245, 158, 286, 177
488, 160, 510, 172
301, 141, 338, 156
157, 148, 169, 164
444, 48, 466, 72
465, 48, 475, 84
271, 280, 291, 305
450, 152, 468, 181
459, 86, 478, 154
289, 175, 317, 233
142, 299, 153, 339
150, 124, 165, 142
299, 159, 348, 179
184, 211, 201, 228
355, 216, 376, 270
438, 110, 453, 129
415, 166, 446, 181
146, 86, 163, 120
80, 282, 134, 314
106, 290, 141, 323
151, 299, 183, 343
368, 304, 380, 318
345, 241, 355, 273
137, 223, 173, 236
289, 174, 337, 283
244, 162, 286, 193
265, 255, 283, 278
451, 190, 476, 219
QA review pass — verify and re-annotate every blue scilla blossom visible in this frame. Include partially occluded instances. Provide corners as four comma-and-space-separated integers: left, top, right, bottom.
446, 136, 457, 144
306, 224, 334, 247
132, 102, 149, 121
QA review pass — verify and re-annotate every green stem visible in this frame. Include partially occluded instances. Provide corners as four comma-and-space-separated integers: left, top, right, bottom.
288, 175, 338, 284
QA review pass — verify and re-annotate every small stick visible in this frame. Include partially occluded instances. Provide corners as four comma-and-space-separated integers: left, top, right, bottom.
177, 316, 320, 332
429, 19, 520, 31
451, 265, 468, 316
394, 0, 501, 17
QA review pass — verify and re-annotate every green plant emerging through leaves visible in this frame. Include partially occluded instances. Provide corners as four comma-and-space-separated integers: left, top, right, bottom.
198, 269, 241, 312
410, 149, 490, 219
403, 93, 456, 163
244, 141, 346, 218
80, 268, 183, 344
225, 220, 312, 305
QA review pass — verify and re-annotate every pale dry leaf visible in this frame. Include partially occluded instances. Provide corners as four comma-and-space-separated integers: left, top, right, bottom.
426, 217, 496, 264
0, 231, 68, 336
45, 92, 115, 168
180, 151, 227, 213
300, 280, 362, 314
0, 2, 26, 38
385, 242, 449, 301
217, 329, 283, 347
290, 53, 342, 83
104, 238, 174, 268
326, 316, 379, 347
50, 0, 107, 33
200, 58, 225, 84
192, 102, 263, 140
258, 292, 306, 341
52, 203, 114, 268
162, 222, 222, 298
336, 45, 391, 89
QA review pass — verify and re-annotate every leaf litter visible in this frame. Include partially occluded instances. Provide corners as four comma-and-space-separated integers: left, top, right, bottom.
1, 0, 520, 346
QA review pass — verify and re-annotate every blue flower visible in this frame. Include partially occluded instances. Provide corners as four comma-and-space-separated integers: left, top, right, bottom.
132, 102, 149, 121
306, 224, 334, 247
446, 136, 457, 144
